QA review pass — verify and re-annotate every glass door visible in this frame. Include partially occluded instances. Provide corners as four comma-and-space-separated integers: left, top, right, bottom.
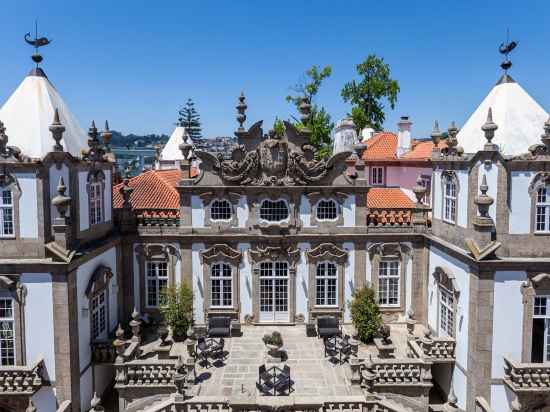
259, 261, 289, 322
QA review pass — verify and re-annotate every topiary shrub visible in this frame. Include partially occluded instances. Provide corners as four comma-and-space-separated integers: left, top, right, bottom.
262, 331, 283, 347
160, 283, 193, 339
348, 285, 382, 343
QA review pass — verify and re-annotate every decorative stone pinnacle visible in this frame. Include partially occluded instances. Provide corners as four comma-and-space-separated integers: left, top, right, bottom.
0, 121, 8, 155
412, 176, 427, 205
179, 132, 193, 160
541, 116, 550, 149
447, 379, 458, 407
132, 307, 139, 320
102, 120, 112, 150
52, 176, 71, 219
236, 91, 247, 132
474, 174, 494, 223
49, 108, 65, 152
481, 107, 498, 146
26, 398, 37, 412
90, 392, 104, 411
299, 97, 312, 128
116, 323, 124, 339
430, 120, 442, 148
446, 121, 459, 155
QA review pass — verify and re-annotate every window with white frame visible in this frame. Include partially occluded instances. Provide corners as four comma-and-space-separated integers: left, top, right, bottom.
316, 199, 338, 221
443, 174, 457, 223
89, 181, 103, 225
420, 174, 432, 205
378, 260, 400, 306
259, 199, 289, 222
0, 298, 15, 366
439, 286, 455, 337
371, 167, 384, 186
316, 262, 337, 306
211, 263, 232, 307
210, 200, 232, 221
532, 295, 550, 362
91, 290, 107, 340
0, 190, 14, 237
146, 261, 169, 308
535, 186, 550, 233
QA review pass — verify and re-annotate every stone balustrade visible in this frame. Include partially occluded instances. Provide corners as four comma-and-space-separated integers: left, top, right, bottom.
0, 358, 44, 395
115, 360, 179, 388
408, 335, 455, 362
362, 358, 432, 389
367, 209, 412, 227
503, 355, 550, 392
91, 340, 117, 364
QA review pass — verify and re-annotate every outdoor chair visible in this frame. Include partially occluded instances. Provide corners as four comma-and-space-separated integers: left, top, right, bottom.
208, 316, 231, 337
274, 365, 292, 395
186, 342, 197, 362
339, 343, 352, 364
212, 337, 225, 359
196, 337, 212, 367
323, 337, 337, 358
257, 364, 274, 394
317, 316, 341, 338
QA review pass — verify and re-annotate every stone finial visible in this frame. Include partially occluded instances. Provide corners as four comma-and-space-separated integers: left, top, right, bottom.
26, 398, 37, 412
119, 168, 134, 209
412, 176, 427, 205
49, 108, 66, 152
446, 378, 458, 408
430, 120, 443, 148
90, 392, 104, 412
113, 323, 126, 362
236, 91, 247, 132
475, 175, 494, 220
481, 108, 498, 150
88, 120, 99, 148
541, 116, 550, 149
130, 307, 141, 342
0, 121, 8, 155
154, 144, 161, 163
445, 121, 460, 155
52, 176, 71, 220
179, 131, 193, 160
102, 120, 112, 151
299, 97, 312, 129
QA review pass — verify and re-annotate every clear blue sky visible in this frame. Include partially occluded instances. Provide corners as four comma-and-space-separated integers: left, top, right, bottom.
1, 1, 549, 139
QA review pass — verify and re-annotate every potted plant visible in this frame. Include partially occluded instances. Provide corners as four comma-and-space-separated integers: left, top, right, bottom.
262, 331, 284, 360
159, 283, 194, 341
348, 285, 382, 344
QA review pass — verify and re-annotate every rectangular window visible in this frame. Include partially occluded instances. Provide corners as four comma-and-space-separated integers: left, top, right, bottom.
0, 298, 15, 366
378, 260, 400, 307
89, 182, 103, 226
211, 263, 232, 307
146, 261, 169, 308
439, 286, 454, 337
532, 296, 550, 362
444, 178, 457, 223
371, 167, 384, 186
535, 187, 550, 232
0, 190, 14, 237
315, 262, 337, 306
420, 174, 431, 205
91, 290, 107, 341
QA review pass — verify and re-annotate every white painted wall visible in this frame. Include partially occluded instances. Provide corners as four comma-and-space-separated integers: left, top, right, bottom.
78, 171, 89, 231
31, 386, 57, 412
300, 195, 311, 228
477, 161, 498, 221
191, 195, 205, 228
491, 271, 526, 379
490, 383, 516, 412
297, 243, 310, 322
386, 166, 431, 190
237, 195, 248, 228
238, 243, 252, 322
405, 256, 413, 317
80, 366, 93, 412
509, 171, 534, 234
342, 195, 355, 227
49, 164, 69, 225
192, 243, 205, 324
453, 367, 468, 411
103, 169, 112, 223
16, 173, 38, 238
22, 273, 55, 380
456, 169, 469, 228
343, 242, 354, 322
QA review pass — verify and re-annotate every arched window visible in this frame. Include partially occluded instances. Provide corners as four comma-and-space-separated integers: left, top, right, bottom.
316, 199, 338, 221
439, 285, 454, 337
211, 263, 232, 307
443, 173, 457, 223
316, 262, 337, 306
259, 199, 289, 222
0, 189, 14, 237
210, 200, 232, 221
536, 185, 550, 232
91, 290, 107, 340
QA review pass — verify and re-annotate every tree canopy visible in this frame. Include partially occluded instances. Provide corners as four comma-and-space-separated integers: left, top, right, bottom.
177, 98, 203, 140
341, 55, 400, 132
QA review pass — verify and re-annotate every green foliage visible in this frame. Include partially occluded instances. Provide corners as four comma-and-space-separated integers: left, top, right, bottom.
262, 331, 283, 347
177, 98, 203, 140
286, 65, 334, 159
341, 55, 400, 131
159, 283, 193, 338
348, 285, 382, 343
273, 118, 286, 138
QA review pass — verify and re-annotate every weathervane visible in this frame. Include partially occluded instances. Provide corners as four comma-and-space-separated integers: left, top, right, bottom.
499, 29, 517, 73
24, 21, 52, 67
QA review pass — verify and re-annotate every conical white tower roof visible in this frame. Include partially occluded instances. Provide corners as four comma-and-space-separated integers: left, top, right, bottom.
457, 75, 548, 156
0, 69, 88, 159
160, 126, 193, 161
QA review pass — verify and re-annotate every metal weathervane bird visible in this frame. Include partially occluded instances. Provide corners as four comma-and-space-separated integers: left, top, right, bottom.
24, 21, 52, 66
499, 29, 518, 73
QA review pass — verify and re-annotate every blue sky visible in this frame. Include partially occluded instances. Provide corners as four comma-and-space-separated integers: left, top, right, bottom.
1, 1, 549, 139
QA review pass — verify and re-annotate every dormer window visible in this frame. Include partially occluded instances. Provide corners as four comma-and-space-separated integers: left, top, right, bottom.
259, 199, 289, 223
0, 190, 14, 237
316, 199, 338, 221
210, 200, 232, 221
535, 186, 550, 232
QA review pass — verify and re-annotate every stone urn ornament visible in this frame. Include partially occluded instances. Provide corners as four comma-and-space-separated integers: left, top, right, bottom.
158, 325, 169, 345
379, 324, 391, 344
262, 331, 285, 363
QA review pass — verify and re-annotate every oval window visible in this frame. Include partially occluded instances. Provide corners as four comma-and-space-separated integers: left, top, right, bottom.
259, 199, 289, 222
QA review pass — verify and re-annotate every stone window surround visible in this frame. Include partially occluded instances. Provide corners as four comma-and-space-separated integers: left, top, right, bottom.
521, 272, 550, 363
86, 169, 106, 226
528, 172, 550, 234
306, 243, 348, 320
432, 266, 460, 339
0, 172, 21, 240
199, 244, 242, 320
306, 191, 346, 227
0, 275, 26, 366
84, 265, 114, 342
441, 170, 460, 225
246, 193, 298, 230
199, 191, 240, 229
368, 243, 411, 315
135, 244, 179, 316
247, 244, 301, 324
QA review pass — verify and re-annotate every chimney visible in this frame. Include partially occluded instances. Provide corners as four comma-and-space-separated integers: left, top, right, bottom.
396, 116, 412, 158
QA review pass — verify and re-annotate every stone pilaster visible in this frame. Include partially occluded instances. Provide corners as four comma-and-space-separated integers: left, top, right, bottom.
411, 240, 428, 325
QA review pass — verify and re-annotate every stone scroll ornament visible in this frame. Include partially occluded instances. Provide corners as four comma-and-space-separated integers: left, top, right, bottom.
195, 121, 351, 186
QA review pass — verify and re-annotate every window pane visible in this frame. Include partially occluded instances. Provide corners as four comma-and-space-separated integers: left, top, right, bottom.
210, 200, 232, 221
2, 191, 11, 205
259, 200, 289, 222
316, 200, 337, 221
532, 318, 545, 363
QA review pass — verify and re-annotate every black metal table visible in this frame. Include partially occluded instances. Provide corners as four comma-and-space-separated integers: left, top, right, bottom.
325, 336, 351, 364
258, 365, 290, 396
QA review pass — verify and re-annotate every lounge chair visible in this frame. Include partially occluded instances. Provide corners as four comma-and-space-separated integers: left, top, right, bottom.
208, 316, 231, 337
316, 316, 341, 338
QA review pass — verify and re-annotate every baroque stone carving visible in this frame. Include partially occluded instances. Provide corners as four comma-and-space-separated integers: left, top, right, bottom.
248, 244, 301, 264
306, 243, 348, 265
200, 244, 242, 265
85, 265, 114, 298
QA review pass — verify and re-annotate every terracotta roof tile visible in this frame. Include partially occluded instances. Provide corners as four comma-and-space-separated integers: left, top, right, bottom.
401, 140, 448, 160
361, 132, 398, 160
367, 187, 415, 209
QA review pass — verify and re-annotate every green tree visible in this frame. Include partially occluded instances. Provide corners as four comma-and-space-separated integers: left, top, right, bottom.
286, 65, 334, 159
159, 283, 193, 339
177, 98, 202, 140
348, 285, 382, 343
341, 55, 400, 131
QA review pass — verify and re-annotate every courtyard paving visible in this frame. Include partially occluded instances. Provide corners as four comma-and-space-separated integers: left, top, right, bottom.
194, 324, 410, 397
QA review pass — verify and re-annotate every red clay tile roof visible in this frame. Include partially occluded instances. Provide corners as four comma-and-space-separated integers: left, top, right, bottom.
367, 187, 415, 209
402, 140, 448, 160
361, 132, 445, 162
